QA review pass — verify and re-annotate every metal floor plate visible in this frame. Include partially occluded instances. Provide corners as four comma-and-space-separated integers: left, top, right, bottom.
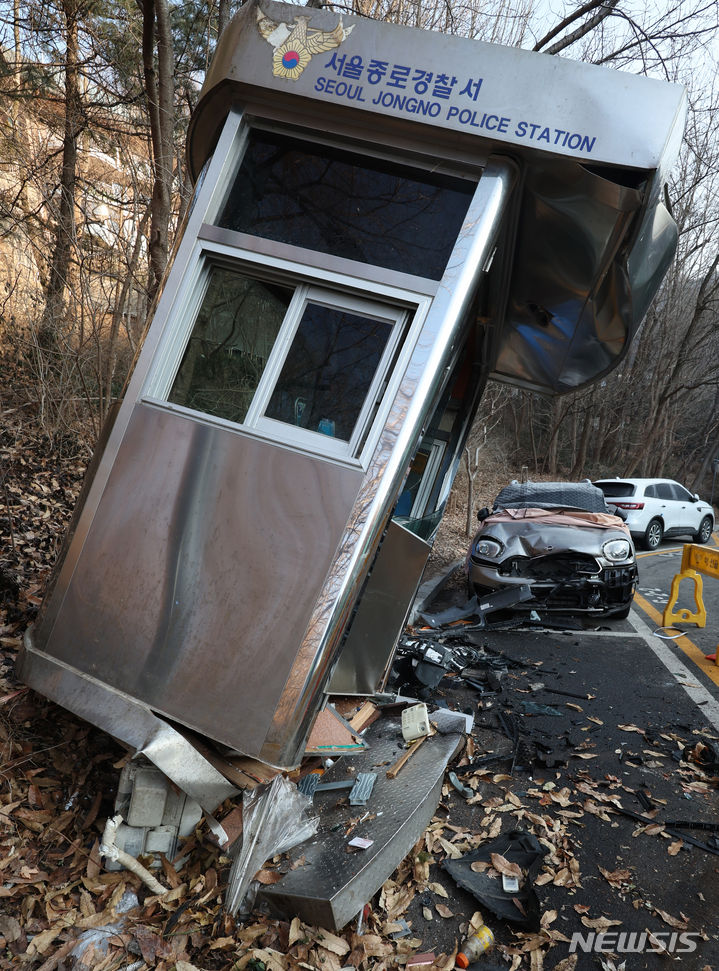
259, 715, 463, 929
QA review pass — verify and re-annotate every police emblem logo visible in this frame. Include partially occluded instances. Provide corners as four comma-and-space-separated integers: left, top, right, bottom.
257, 8, 354, 80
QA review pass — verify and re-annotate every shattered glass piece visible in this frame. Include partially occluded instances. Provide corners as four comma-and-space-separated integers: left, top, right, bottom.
519, 701, 564, 717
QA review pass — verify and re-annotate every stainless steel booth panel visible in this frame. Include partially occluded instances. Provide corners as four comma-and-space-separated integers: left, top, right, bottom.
327, 520, 431, 696
33, 402, 363, 755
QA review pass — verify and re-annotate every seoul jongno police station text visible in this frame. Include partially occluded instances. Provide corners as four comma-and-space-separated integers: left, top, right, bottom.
316, 51, 597, 155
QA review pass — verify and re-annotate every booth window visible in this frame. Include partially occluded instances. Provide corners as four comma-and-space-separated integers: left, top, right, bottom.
167, 263, 407, 459
217, 129, 474, 280
168, 267, 293, 424
265, 299, 392, 442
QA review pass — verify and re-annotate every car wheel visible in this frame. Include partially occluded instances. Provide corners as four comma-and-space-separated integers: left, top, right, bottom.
611, 604, 632, 620
643, 519, 663, 550
693, 516, 713, 544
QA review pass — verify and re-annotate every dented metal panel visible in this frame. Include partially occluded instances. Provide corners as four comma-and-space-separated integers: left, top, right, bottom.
30, 403, 363, 755
327, 520, 431, 696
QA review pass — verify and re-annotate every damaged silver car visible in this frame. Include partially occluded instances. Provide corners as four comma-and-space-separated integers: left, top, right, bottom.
466, 481, 637, 618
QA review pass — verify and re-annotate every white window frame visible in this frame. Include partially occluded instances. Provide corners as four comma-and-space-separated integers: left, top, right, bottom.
139, 107, 480, 468
143, 240, 430, 468
409, 440, 446, 519
245, 285, 408, 461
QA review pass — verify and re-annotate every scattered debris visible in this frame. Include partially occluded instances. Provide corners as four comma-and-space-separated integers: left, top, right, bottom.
456, 922, 495, 965
402, 702, 432, 741
225, 775, 319, 916
100, 815, 166, 895
444, 830, 547, 929
387, 735, 429, 779
348, 836, 374, 850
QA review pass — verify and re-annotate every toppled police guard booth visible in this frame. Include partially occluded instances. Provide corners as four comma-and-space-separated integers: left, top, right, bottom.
17, 0, 686, 926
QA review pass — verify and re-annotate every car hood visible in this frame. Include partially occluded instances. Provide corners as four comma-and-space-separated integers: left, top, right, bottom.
477, 508, 631, 558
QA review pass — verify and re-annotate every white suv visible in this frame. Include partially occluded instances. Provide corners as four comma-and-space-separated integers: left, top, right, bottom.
593, 478, 715, 550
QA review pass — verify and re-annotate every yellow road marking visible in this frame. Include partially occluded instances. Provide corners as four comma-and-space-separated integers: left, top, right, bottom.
631, 590, 719, 687
634, 530, 719, 559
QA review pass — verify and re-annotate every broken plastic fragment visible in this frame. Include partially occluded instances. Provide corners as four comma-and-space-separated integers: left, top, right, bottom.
225, 775, 318, 917
444, 829, 547, 930
348, 836, 373, 849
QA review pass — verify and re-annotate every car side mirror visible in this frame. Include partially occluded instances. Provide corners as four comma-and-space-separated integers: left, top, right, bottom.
610, 505, 628, 521
693, 494, 700, 502
477, 506, 490, 522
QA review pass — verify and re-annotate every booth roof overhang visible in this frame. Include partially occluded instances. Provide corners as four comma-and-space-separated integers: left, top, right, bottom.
188, 0, 687, 395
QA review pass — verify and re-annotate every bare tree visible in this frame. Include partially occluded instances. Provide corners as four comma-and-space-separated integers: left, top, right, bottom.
139, 0, 175, 306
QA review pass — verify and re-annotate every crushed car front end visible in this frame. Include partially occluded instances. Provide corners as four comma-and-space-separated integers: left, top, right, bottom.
467, 503, 637, 617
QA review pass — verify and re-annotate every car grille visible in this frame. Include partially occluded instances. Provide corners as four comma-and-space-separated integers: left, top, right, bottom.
499, 553, 599, 580
495, 557, 636, 611
600, 564, 638, 605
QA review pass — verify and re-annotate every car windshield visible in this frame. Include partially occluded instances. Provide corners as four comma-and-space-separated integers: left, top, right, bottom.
493, 481, 609, 513
594, 481, 636, 498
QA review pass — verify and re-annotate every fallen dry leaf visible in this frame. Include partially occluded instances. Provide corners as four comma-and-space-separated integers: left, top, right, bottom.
436, 837, 463, 859
470, 860, 491, 872
315, 930, 350, 956
598, 867, 632, 886
551, 958, 578, 971
643, 823, 665, 836
255, 868, 283, 885
646, 929, 670, 954
580, 916, 622, 930
490, 853, 522, 878
529, 948, 544, 970
288, 917, 304, 947
653, 907, 688, 929
540, 909, 557, 928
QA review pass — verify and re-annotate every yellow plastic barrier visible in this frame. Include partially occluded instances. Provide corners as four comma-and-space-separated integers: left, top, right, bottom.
662, 545, 719, 655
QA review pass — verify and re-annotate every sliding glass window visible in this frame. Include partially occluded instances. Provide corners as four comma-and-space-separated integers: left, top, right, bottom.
166, 261, 408, 461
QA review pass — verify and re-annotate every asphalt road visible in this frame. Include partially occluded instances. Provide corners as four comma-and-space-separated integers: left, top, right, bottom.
396, 531, 719, 969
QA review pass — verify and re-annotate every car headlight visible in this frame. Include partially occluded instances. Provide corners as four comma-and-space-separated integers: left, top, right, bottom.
602, 539, 632, 562
473, 537, 503, 559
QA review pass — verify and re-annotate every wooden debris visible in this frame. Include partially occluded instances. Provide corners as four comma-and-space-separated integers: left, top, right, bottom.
386, 735, 427, 779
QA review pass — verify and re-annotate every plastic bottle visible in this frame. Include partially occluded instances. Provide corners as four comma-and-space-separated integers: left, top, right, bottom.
455, 925, 495, 967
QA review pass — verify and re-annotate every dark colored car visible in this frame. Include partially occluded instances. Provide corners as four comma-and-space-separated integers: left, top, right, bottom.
466, 480, 637, 618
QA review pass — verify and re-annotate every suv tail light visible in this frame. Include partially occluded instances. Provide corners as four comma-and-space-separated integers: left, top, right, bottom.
613, 501, 644, 510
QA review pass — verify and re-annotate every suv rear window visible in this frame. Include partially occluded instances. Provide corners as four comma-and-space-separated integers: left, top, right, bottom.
595, 481, 636, 498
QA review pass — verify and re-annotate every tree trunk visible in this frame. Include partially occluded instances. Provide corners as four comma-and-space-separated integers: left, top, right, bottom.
570, 399, 594, 479
140, 0, 175, 308
39, 0, 82, 347
218, 0, 230, 35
